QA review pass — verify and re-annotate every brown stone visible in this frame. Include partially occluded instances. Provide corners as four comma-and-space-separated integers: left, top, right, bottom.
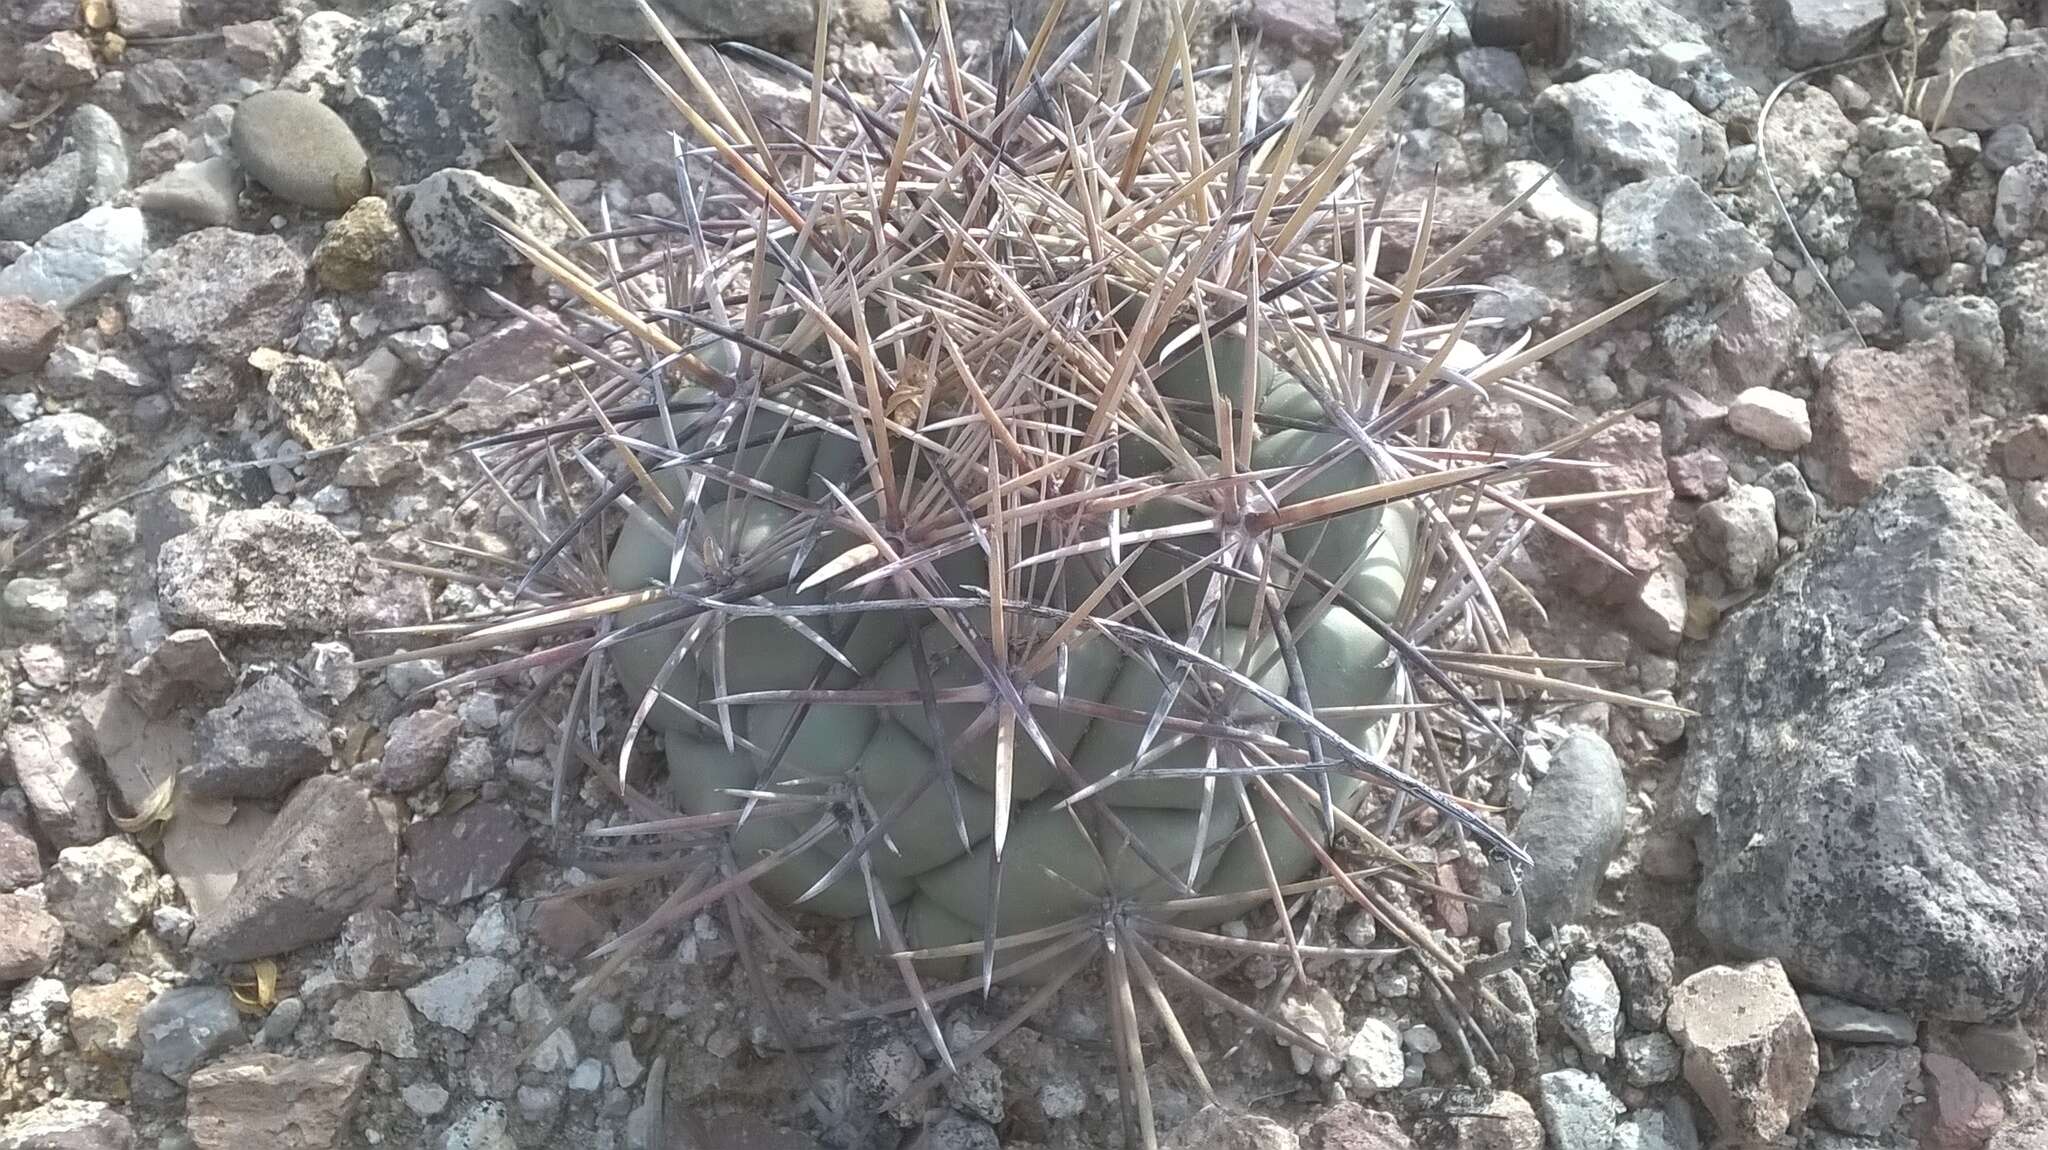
1666, 449, 1729, 501
70, 972, 155, 1059
404, 800, 530, 906
1811, 335, 1967, 503
0, 296, 64, 372
1922, 1052, 2006, 1150
190, 776, 401, 962
0, 816, 42, 892
1995, 415, 2048, 480
1665, 959, 1816, 1145
532, 897, 607, 960
374, 710, 460, 793
0, 890, 64, 981
3, 716, 105, 847
1529, 417, 1673, 601
1304, 1102, 1416, 1150
185, 1051, 371, 1150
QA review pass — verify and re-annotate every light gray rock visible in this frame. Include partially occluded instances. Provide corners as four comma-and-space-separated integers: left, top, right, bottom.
45, 837, 157, 946
401, 167, 572, 285
1759, 83, 1855, 200
1601, 177, 1770, 301
1600, 921, 1676, 1029
1758, 462, 1818, 537
139, 985, 246, 1082
1559, 957, 1621, 1059
1, 412, 114, 511
1995, 256, 2048, 395
1727, 388, 1812, 452
186, 1051, 371, 1150
188, 675, 334, 801
0, 205, 150, 309
157, 509, 356, 635
1534, 71, 1727, 189
1622, 1033, 1683, 1086
0, 1099, 135, 1150
1768, 0, 1888, 67
1938, 47, 2048, 142
330, 990, 420, 1058
135, 156, 242, 227
1666, 960, 1817, 1146
340, 0, 544, 182
230, 89, 369, 212
1684, 468, 2048, 1020
68, 104, 128, 209
1813, 1045, 1918, 1136
126, 226, 306, 366
404, 956, 516, 1034
115, 0, 184, 35
1858, 143, 1951, 209
1713, 270, 1803, 392
1537, 1070, 1622, 1150
1900, 293, 2006, 373
0, 152, 87, 244
1512, 729, 1626, 930
1614, 1100, 1700, 1150
1696, 484, 1778, 591
1342, 1019, 1406, 1095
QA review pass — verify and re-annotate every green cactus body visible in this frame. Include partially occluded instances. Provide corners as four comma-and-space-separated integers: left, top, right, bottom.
604, 333, 1420, 950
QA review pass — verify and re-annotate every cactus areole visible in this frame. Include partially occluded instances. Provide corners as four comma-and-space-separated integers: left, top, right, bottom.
601, 325, 1463, 951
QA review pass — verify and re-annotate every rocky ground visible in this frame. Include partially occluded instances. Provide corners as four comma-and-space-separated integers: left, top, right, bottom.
2, 0, 2047, 1147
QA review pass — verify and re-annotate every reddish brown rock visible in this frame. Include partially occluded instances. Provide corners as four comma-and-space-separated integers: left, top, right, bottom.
1995, 415, 2048, 480
0, 296, 64, 372
0, 890, 64, 981
404, 800, 530, 906
1667, 450, 1729, 501
1530, 417, 1673, 601
1922, 1052, 2006, 1150
1811, 335, 1967, 503
186, 1051, 371, 1150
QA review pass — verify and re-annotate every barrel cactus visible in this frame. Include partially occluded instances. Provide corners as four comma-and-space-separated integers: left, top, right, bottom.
402, 1, 1666, 1140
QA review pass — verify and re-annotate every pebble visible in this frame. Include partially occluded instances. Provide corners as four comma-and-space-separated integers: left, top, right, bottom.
375, 709, 461, 793
256, 350, 359, 450
230, 89, 371, 212
126, 226, 308, 364
1601, 176, 1771, 301
1665, 960, 1817, 1145
1621, 1033, 1682, 1086
312, 195, 408, 293
138, 985, 247, 1081
331, 991, 422, 1058
69, 972, 155, 1059
1343, 1019, 1407, 1095
1813, 1044, 1918, 1136
44, 836, 158, 946
404, 800, 532, 906
403, 1081, 450, 1117
0, 296, 64, 372
1511, 729, 1626, 930
1757, 462, 1818, 537
21, 30, 99, 89
4, 716, 105, 846
188, 674, 334, 801
402, 167, 574, 284
1696, 484, 1779, 591
0, 205, 150, 309
1726, 388, 1813, 452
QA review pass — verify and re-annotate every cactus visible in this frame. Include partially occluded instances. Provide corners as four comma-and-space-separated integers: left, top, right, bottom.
388, 0, 1670, 1141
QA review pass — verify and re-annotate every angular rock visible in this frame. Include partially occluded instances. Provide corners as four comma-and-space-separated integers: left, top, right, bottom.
1163, 1109, 1299, 1150
4, 716, 105, 846
336, 908, 425, 988
1601, 177, 1770, 301
1858, 142, 1951, 209
254, 350, 358, 450
126, 227, 306, 367
401, 167, 572, 285
1529, 417, 1671, 600
1726, 388, 1811, 452
1685, 469, 2048, 1019
1799, 993, 1917, 1044
1534, 71, 1727, 188
1559, 957, 1621, 1059
1343, 1019, 1405, 1095
341, 0, 544, 182
1621, 1033, 1683, 1087
0, 152, 86, 246
1769, 0, 1889, 67
311, 196, 407, 292
1600, 922, 1677, 1030
1811, 336, 1966, 504
190, 775, 401, 962
0, 891, 65, 981
0, 1100, 134, 1150
404, 800, 530, 905
138, 985, 246, 1081
229, 89, 370, 212
1431, 1089, 1544, 1150
330, 990, 420, 1057
2, 412, 115, 512
375, 709, 460, 793
1940, 1020, 2036, 1077
1536, 1070, 1621, 1150
1512, 729, 1626, 930
1612, 1101, 1700, 1150
0, 205, 150, 309
121, 628, 236, 718
1695, 484, 1778, 591
45, 837, 157, 946
1923, 1052, 2005, 1150
186, 1051, 371, 1150
1939, 48, 2048, 142
1303, 1103, 1413, 1150
404, 955, 515, 1034
1665, 960, 1817, 1145
189, 674, 333, 801
134, 156, 242, 228
1902, 294, 2007, 375
157, 509, 356, 635
70, 973, 156, 1060
1995, 416, 2048, 481
1813, 1044, 1917, 1136
0, 296, 64, 372
0, 817, 40, 892
21, 31, 98, 90
1713, 271, 1803, 392
1760, 84, 1856, 200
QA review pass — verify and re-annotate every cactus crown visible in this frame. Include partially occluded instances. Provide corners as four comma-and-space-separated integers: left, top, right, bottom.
386, 1, 1666, 1142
